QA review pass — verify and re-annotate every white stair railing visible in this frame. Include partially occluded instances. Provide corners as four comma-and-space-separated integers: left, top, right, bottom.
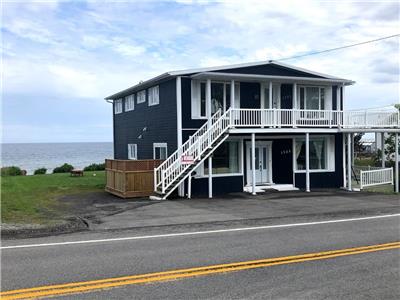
155, 109, 231, 194
360, 168, 393, 189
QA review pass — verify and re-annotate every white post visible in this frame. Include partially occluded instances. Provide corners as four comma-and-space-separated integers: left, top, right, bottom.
230, 80, 235, 109
342, 133, 347, 188
176, 76, 184, 197
188, 172, 192, 199
208, 157, 212, 198
305, 133, 310, 192
347, 133, 352, 191
293, 83, 297, 109
269, 81, 273, 109
342, 83, 345, 111
381, 132, 385, 168
395, 133, 399, 193
251, 133, 256, 195
351, 133, 355, 168
206, 79, 212, 147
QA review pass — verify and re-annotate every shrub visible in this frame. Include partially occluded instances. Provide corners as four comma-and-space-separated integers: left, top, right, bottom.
53, 163, 74, 173
1, 166, 22, 176
34, 167, 47, 175
83, 163, 105, 171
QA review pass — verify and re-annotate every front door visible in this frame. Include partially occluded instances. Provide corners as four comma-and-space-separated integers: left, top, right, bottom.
246, 141, 272, 185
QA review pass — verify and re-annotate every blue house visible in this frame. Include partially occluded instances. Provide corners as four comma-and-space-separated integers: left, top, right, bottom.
106, 61, 399, 199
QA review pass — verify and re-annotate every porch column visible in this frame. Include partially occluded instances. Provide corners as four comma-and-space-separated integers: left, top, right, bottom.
305, 133, 310, 192
395, 133, 399, 193
351, 133, 355, 168
347, 133, 352, 191
342, 83, 345, 110
251, 133, 256, 195
206, 79, 212, 147
230, 80, 235, 109
208, 157, 213, 198
293, 83, 297, 109
269, 81, 273, 109
342, 133, 347, 188
176, 76, 184, 197
381, 132, 385, 168
188, 172, 192, 199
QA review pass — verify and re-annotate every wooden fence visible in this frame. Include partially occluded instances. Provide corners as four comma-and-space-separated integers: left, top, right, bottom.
105, 159, 163, 198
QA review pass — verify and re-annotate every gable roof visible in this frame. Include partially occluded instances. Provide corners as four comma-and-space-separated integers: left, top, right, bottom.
105, 60, 354, 100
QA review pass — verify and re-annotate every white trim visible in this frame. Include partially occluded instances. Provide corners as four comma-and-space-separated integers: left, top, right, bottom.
148, 86, 159, 106
153, 143, 168, 160
305, 133, 310, 192
191, 72, 354, 85
176, 77, 183, 197
347, 133, 352, 191
128, 144, 137, 160
208, 157, 212, 198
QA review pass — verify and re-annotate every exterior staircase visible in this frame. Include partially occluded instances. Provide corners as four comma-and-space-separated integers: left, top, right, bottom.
154, 109, 231, 199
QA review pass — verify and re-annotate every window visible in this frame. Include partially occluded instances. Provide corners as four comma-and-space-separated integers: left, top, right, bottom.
204, 141, 240, 175
299, 86, 325, 110
153, 143, 167, 160
137, 90, 146, 104
128, 144, 137, 160
192, 80, 240, 119
125, 95, 135, 111
114, 99, 123, 114
148, 86, 159, 106
294, 136, 335, 171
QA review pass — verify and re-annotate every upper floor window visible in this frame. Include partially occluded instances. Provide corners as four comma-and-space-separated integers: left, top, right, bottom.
128, 144, 137, 160
153, 143, 167, 160
137, 90, 146, 104
299, 86, 325, 110
148, 86, 159, 106
114, 99, 123, 114
125, 95, 135, 111
191, 80, 239, 119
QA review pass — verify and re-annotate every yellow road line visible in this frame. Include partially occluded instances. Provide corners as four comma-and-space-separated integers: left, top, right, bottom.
2, 241, 399, 299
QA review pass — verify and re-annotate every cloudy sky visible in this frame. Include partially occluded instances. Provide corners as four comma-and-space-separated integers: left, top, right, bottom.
2, 0, 399, 143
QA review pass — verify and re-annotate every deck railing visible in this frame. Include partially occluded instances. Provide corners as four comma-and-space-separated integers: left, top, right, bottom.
360, 167, 393, 189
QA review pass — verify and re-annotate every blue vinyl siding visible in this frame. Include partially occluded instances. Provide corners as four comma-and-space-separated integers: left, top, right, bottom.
113, 78, 177, 159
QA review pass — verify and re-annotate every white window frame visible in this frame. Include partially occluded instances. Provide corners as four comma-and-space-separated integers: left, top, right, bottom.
114, 99, 123, 114
137, 90, 146, 104
196, 139, 243, 177
148, 86, 159, 106
153, 143, 168, 160
297, 85, 328, 111
127, 144, 137, 160
293, 135, 335, 173
191, 80, 240, 119
125, 94, 135, 111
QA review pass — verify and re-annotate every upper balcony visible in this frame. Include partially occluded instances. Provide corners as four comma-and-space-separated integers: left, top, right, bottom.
228, 108, 399, 132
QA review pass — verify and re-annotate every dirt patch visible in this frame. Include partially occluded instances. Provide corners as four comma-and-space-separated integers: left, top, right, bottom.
2, 191, 159, 239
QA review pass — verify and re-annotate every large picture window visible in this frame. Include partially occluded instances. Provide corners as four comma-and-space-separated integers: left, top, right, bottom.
295, 136, 334, 171
299, 86, 325, 110
192, 80, 239, 119
204, 141, 240, 175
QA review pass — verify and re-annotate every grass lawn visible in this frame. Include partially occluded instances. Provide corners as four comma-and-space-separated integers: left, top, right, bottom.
1, 171, 105, 224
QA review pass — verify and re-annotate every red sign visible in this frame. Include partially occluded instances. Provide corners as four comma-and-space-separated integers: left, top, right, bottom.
181, 155, 194, 165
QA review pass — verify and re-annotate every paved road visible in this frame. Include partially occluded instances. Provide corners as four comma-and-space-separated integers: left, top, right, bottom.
2, 213, 400, 299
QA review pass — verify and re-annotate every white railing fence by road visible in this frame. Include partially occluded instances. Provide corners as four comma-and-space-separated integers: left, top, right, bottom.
360, 167, 393, 189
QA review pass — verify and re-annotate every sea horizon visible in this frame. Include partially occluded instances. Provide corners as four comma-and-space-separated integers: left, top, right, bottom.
1, 142, 114, 174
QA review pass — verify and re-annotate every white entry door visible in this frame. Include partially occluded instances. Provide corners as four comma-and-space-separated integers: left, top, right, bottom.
246, 141, 273, 185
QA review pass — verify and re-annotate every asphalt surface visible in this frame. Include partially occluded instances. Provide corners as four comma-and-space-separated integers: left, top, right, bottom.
2, 212, 400, 299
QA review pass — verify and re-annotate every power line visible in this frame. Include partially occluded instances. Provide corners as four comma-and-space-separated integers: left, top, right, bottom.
275, 34, 400, 61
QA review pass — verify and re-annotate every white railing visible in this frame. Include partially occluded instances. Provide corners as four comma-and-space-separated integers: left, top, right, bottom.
360, 167, 393, 189
155, 107, 399, 196
155, 109, 230, 194
230, 109, 399, 128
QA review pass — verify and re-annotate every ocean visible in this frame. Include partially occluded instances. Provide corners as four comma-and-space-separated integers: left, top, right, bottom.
1, 142, 113, 175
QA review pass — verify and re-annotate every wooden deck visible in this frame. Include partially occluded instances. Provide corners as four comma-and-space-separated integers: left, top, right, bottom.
105, 159, 163, 198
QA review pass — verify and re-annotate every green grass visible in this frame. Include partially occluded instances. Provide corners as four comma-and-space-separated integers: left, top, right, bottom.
1, 171, 105, 224
354, 157, 376, 167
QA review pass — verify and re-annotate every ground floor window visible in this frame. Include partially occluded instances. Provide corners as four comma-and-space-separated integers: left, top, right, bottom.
153, 143, 167, 160
295, 136, 334, 171
128, 144, 137, 160
204, 141, 240, 175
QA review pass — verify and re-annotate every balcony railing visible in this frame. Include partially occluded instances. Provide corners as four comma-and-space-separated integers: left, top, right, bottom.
230, 109, 399, 129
